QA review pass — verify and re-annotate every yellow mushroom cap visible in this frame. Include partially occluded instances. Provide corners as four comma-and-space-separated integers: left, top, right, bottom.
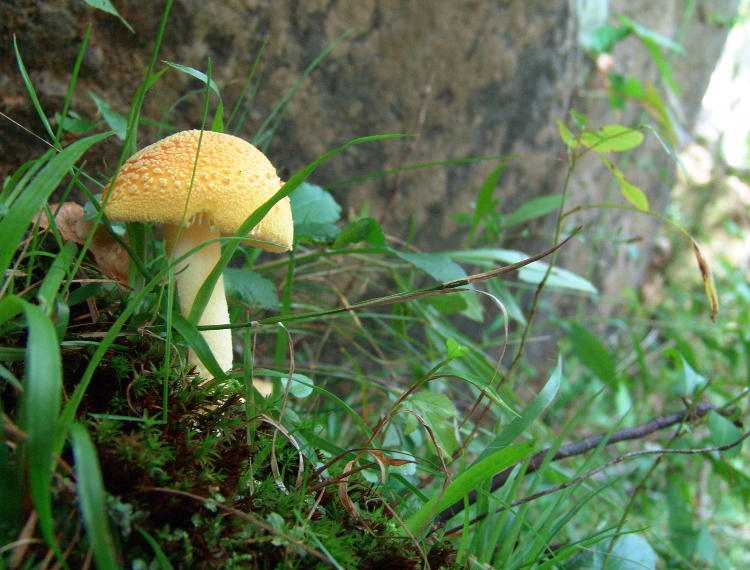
102, 130, 293, 252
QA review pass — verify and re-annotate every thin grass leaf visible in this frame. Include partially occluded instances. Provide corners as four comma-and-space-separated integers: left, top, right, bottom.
70, 423, 120, 569
84, 0, 134, 32
505, 194, 564, 228
404, 441, 533, 535
90, 91, 128, 139
12, 35, 55, 141
0, 296, 63, 556
135, 526, 174, 569
0, 132, 111, 282
37, 241, 77, 314
474, 356, 562, 463
171, 313, 228, 381
164, 61, 224, 131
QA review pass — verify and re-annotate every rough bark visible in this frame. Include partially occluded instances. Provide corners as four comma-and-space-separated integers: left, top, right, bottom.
0, 0, 738, 305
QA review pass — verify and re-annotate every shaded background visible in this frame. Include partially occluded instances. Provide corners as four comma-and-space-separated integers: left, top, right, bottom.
0, 0, 739, 306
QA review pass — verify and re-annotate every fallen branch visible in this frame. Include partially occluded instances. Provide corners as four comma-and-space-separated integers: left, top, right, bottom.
433, 401, 736, 526
443, 422, 750, 537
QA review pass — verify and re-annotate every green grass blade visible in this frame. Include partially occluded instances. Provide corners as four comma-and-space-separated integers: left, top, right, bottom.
0, 296, 64, 556
171, 313, 227, 380
135, 526, 174, 569
404, 441, 534, 535
83, 0, 134, 33
70, 423, 121, 569
12, 36, 55, 142
474, 356, 562, 463
37, 241, 77, 314
0, 132, 111, 282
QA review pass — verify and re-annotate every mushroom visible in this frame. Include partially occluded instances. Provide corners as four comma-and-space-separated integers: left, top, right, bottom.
102, 129, 293, 379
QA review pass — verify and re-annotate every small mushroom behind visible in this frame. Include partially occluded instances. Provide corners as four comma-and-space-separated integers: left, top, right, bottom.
102, 129, 293, 380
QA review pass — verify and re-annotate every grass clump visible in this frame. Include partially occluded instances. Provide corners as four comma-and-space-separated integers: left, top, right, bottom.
2, 2, 749, 568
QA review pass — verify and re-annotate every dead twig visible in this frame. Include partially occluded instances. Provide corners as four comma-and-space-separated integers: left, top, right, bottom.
434, 401, 737, 526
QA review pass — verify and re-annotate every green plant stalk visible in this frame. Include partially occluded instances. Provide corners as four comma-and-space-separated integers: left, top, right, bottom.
274, 248, 296, 366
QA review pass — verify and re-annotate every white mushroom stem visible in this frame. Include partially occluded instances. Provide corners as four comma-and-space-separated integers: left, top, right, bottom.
163, 222, 232, 378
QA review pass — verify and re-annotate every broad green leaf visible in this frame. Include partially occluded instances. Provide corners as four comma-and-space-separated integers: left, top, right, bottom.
566, 322, 616, 382
224, 267, 279, 310
580, 125, 644, 152
505, 194, 564, 228
451, 249, 598, 294
667, 474, 697, 559
89, 91, 128, 140
589, 24, 631, 54
475, 163, 504, 219
403, 390, 458, 455
665, 349, 707, 396
393, 250, 467, 283
445, 337, 469, 360
608, 534, 657, 570
695, 526, 718, 564
56, 111, 97, 135
424, 294, 467, 315
84, 0, 134, 32
598, 157, 650, 211
333, 217, 385, 247
474, 356, 561, 463
290, 182, 342, 242
70, 423, 121, 569
708, 410, 743, 458
254, 368, 315, 398
556, 119, 578, 148
620, 178, 649, 211
404, 441, 533, 534
0, 132, 111, 280
620, 15, 686, 53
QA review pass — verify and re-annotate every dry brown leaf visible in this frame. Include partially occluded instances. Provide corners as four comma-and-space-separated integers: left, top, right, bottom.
369, 449, 413, 468
36, 202, 130, 284
691, 238, 719, 322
